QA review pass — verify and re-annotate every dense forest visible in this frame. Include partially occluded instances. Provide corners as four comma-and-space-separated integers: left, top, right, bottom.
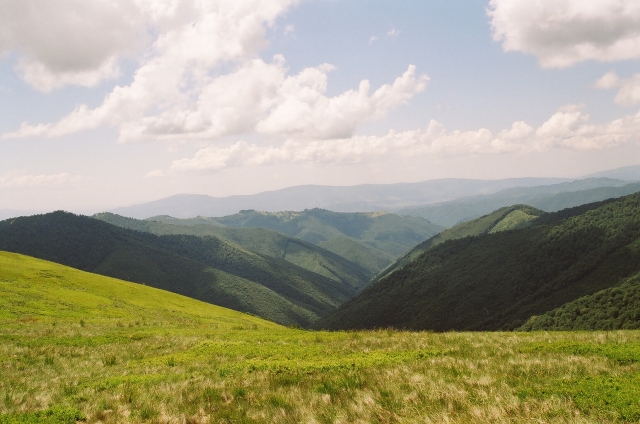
316, 194, 640, 331
94, 212, 372, 289
149, 208, 444, 270
375, 205, 544, 281
520, 271, 640, 330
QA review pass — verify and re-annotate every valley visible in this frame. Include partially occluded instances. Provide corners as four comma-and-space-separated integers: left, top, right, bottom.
318, 194, 640, 331
3, 174, 640, 423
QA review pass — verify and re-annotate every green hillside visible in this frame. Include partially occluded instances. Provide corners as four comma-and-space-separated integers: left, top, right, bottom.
316, 194, 640, 331
3, 251, 640, 423
149, 209, 445, 273
0, 251, 274, 326
400, 178, 639, 227
520, 272, 640, 331
93, 212, 371, 290
0, 212, 356, 327
375, 205, 544, 281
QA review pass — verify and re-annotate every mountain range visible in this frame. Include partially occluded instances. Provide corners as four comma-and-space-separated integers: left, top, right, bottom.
143, 209, 444, 271
375, 204, 545, 282
0, 212, 360, 327
316, 193, 640, 331
104, 165, 640, 219
110, 178, 566, 219
400, 178, 640, 227
0, 208, 441, 328
3, 164, 640, 333
93, 211, 380, 283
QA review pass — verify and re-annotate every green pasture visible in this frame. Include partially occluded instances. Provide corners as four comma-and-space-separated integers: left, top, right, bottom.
1, 252, 640, 423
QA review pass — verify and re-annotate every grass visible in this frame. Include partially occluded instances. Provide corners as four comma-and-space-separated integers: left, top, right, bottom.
2, 252, 640, 422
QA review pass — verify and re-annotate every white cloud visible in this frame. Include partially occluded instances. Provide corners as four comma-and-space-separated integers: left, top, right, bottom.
0, 0, 147, 91
594, 71, 621, 90
594, 71, 640, 106
488, 0, 640, 68
144, 169, 166, 178
16, 57, 122, 93
256, 64, 428, 139
0, 172, 84, 190
387, 29, 400, 37
2, 0, 427, 143
369, 36, 378, 44
170, 105, 640, 172
4, 56, 428, 142
284, 24, 295, 35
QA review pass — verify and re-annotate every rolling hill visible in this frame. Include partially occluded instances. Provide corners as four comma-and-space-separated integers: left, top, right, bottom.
148, 209, 445, 273
400, 178, 640, 227
316, 194, 640, 331
93, 212, 373, 289
0, 212, 356, 327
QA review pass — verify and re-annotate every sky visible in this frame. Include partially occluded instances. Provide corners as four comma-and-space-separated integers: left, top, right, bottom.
1, 0, 640, 213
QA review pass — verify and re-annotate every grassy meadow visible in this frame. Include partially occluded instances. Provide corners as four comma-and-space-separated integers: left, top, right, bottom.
2, 252, 640, 423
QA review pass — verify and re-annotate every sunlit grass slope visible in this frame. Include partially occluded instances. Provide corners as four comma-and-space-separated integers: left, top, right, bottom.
0, 251, 274, 326
2, 251, 640, 423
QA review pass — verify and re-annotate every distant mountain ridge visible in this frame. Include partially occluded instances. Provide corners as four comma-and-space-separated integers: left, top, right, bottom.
583, 164, 640, 180
110, 178, 567, 219
400, 179, 640, 227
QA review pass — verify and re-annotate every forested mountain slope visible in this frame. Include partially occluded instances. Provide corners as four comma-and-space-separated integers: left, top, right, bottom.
519, 271, 640, 331
149, 209, 444, 272
0, 212, 355, 327
316, 194, 640, 331
93, 212, 372, 290
375, 205, 544, 281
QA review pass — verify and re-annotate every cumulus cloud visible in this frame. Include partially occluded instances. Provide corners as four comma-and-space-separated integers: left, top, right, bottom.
488, 0, 640, 68
2, 0, 427, 143
4, 57, 428, 142
0, 0, 147, 91
255, 64, 428, 139
0, 172, 84, 190
594, 71, 640, 106
171, 105, 640, 172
